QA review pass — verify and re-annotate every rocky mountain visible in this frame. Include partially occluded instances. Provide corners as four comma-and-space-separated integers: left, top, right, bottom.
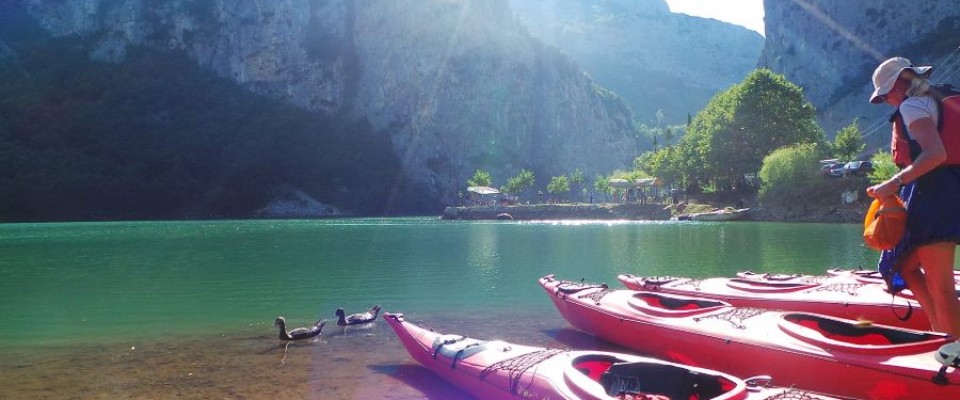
760, 0, 960, 148
9, 0, 952, 221
5, 0, 642, 216
509, 0, 764, 125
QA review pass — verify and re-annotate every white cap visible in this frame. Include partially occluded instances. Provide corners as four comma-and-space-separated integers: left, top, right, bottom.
869, 57, 933, 104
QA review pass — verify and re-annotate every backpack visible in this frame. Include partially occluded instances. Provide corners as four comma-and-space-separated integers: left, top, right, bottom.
890, 83, 960, 168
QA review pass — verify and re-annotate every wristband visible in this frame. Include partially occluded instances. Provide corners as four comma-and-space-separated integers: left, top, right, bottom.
894, 175, 904, 187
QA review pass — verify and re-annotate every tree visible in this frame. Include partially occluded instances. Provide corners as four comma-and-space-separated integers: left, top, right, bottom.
832, 120, 866, 162
593, 175, 612, 197
569, 168, 585, 199
676, 69, 825, 191
571, 169, 585, 185
635, 146, 682, 188
654, 109, 665, 147
467, 169, 492, 187
758, 143, 822, 204
547, 175, 571, 200
868, 151, 898, 184
501, 169, 535, 197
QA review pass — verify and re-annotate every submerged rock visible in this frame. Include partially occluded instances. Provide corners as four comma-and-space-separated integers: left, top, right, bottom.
254, 189, 343, 219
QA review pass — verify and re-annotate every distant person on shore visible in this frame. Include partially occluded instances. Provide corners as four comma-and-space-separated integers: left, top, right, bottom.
866, 56, 960, 335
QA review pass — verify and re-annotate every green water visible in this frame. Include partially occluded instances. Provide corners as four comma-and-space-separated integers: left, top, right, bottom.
0, 218, 874, 347
0, 218, 885, 399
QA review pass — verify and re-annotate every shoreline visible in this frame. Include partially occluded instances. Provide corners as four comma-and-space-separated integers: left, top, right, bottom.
441, 202, 865, 224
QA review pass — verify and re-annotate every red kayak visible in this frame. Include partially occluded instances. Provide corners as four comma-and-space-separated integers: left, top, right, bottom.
541, 275, 960, 400
617, 272, 929, 330
827, 268, 960, 284
383, 312, 846, 399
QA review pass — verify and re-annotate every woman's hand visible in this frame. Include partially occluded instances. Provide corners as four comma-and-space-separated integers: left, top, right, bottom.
866, 177, 900, 199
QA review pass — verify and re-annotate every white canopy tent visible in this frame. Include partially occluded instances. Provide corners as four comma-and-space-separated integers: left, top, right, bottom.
467, 186, 500, 195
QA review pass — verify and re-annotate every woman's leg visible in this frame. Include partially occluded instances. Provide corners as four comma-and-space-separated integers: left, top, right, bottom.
899, 250, 939, 331
916, 242, 960, 336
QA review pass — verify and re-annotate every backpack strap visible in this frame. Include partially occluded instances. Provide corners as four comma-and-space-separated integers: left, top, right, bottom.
889, 110, 917, 168
889, 84, 954, 167
927, 84, 951, 132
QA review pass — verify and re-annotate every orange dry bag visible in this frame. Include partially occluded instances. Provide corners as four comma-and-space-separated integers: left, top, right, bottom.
863, 195, 907, 251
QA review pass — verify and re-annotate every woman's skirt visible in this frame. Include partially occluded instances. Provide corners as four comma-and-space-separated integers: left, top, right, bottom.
878, 166, 960, 292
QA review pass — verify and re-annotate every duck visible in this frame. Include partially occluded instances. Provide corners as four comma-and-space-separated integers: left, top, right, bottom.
335, 304, 382, 326
274, 316, 327, 341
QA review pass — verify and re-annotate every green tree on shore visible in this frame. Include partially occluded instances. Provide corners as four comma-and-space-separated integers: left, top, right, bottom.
570, 169, 585, 199
547, 175, 571, 201
636, 69, 825, 192
467, 169, 492, 187
502, 169, 535, 199
758, 143, 822, 204
832, 121, 866, 162
593, 175, 612, 199
868, 151, 897, 184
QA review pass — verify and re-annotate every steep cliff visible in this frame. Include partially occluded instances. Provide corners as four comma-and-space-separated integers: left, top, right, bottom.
14, 0, 641, 213
346, 1, 640, 205
509, 0, 764, 125
760, 1, 960, 142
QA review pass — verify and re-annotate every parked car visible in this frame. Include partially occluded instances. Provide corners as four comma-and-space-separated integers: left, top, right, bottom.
844, 161, 874, 176
819, 163, 844, 178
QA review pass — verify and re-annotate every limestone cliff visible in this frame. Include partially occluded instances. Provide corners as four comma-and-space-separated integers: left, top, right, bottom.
509, 0, 764, 125
18, 0, 640, 208
760, 0, 960, 141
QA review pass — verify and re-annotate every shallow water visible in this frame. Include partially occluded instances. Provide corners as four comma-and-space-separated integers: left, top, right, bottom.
0, 218, 876, 398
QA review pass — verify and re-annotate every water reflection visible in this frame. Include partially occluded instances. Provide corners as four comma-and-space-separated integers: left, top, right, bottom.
466, 222, 501, 291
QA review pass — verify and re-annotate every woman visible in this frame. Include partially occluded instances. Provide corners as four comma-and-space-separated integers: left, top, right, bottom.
867, 57, 960, 335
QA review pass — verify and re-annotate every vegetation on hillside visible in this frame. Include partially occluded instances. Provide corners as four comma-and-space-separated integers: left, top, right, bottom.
868, 151, 898, 184
2, 2, 888, 220
830, 121, 867, 162
453, 68, 879, 212
467, 170, 493, 188
758, 143, 823, 204
0, 9, 414, 221
636, 69, 826, 194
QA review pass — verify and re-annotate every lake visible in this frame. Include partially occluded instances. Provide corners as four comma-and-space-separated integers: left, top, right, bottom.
0, 218, 879, 399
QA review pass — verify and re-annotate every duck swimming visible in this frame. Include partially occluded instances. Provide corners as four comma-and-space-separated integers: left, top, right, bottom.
335, 304, 382, 326
274, 316, 327, 341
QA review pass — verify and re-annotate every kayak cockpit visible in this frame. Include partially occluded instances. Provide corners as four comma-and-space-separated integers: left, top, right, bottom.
628, 292, 730, 317
778, 312, 952, 354
567, 354, 740, 399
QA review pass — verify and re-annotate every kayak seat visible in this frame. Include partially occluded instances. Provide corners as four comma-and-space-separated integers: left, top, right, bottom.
629, 292, 728, 317
599, 362, 727, 400
780, 313, 951, 353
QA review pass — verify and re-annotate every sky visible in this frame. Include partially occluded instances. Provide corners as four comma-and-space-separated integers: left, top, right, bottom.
664, 0, 765, 36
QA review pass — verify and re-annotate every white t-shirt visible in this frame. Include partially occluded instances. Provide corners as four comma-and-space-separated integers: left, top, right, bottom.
900, 95, 939, 131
